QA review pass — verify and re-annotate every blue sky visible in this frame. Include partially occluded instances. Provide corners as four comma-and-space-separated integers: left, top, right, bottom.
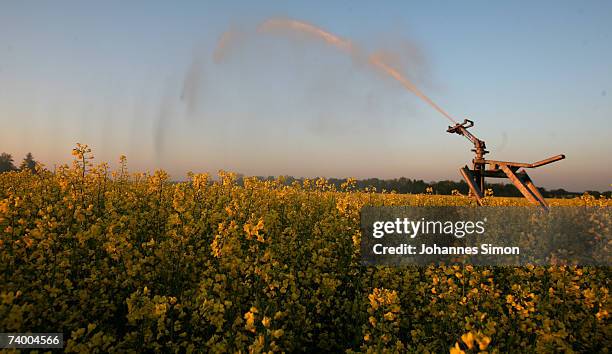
1, 1, 610, 191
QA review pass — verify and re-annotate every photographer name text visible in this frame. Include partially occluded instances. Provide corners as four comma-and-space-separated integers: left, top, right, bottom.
372, 243, 520, 255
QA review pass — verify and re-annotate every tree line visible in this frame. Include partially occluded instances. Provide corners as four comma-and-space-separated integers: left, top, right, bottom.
249, 176, 610, 199
1, 151, 607, 198
0, 152, 37, 173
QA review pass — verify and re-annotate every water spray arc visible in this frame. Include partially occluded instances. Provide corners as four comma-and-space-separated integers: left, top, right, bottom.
258, 19, 354, 53
256, 19, 457, 124
368, 55, 456, 123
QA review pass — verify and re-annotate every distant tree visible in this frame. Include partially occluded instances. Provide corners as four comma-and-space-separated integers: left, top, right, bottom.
0, 153, 17, 173
20, 152, 37, 173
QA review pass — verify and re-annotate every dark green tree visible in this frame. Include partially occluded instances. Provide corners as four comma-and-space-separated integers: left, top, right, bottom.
20, 152, 37, 173
0, 153, 17, 173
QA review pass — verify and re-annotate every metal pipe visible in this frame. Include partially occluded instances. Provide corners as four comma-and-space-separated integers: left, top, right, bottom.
528, 154, 566, 168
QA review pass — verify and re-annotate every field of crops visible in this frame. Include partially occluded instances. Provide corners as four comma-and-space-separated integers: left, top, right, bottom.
1, 146, 610, 353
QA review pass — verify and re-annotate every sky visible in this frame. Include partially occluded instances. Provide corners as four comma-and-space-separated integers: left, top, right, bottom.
1, 0, 611, 191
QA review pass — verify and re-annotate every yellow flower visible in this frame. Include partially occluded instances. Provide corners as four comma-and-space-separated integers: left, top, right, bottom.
154, 303, 167, 316
476, 334, 491, 350
383, 312, 395, 321
261, 316, 271, 328
244, 310, 256, 333
271, 329, 284, 339
450, 342, 465, 354
368, 316, 377, 327
460, 332, 474, 349
244, 218, 265, 241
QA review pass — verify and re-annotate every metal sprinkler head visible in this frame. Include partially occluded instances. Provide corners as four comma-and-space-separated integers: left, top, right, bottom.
447, 119, 565, 210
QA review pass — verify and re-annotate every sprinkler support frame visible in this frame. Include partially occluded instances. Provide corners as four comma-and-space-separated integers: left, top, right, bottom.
447, 119, 565, 210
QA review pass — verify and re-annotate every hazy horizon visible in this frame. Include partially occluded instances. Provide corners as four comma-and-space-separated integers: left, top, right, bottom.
1, 1, 611, 191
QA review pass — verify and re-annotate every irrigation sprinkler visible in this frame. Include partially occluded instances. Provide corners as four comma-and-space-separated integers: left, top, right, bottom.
447, 119, 565, 210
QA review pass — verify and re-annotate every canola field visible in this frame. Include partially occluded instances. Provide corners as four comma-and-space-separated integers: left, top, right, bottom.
1, 146, 610, 353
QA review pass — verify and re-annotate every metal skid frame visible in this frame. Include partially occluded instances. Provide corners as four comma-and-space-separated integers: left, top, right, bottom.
448, 119, 565, 210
